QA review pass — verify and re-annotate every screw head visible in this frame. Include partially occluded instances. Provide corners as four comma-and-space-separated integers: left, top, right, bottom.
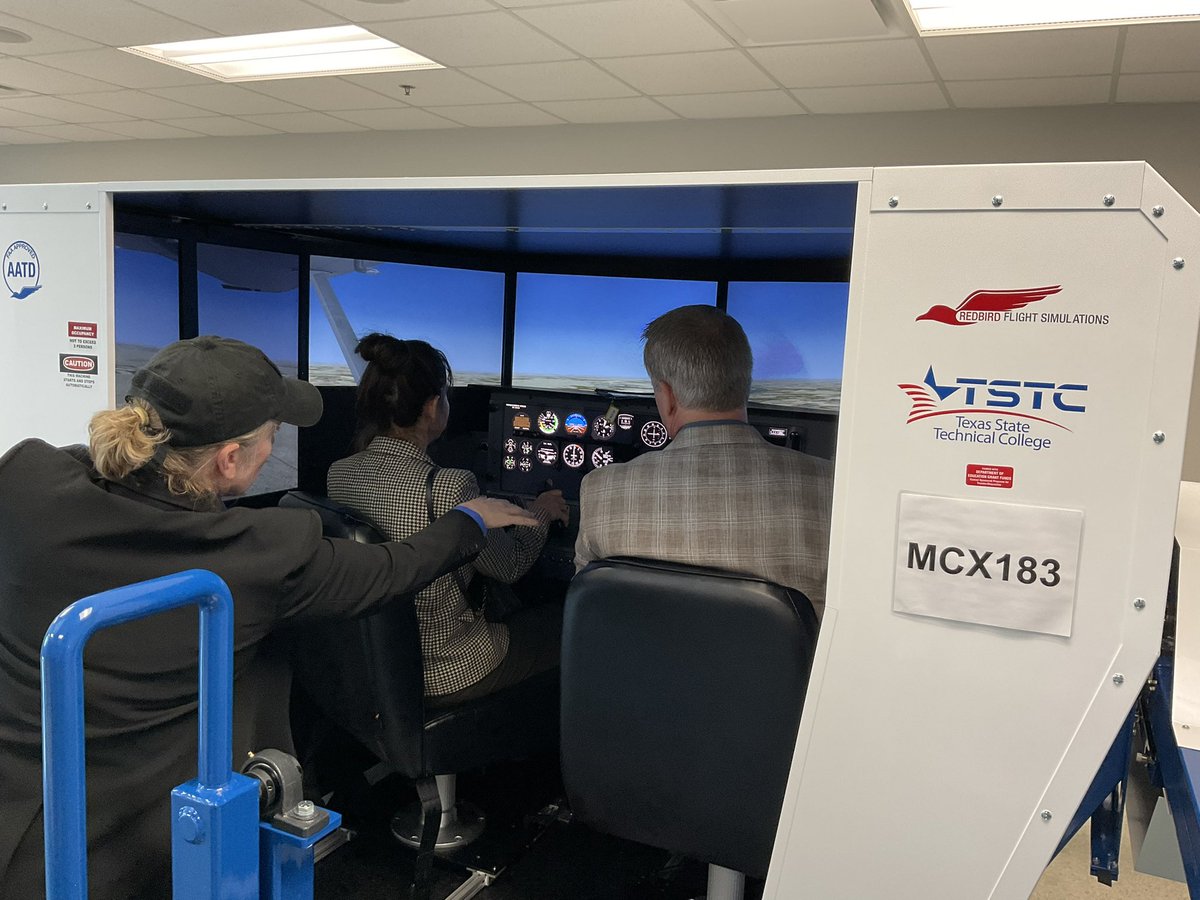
41, 203, 47, 210
1041, 810, 1053, 822
1153, 431, 1166, 444
888, 196, 899, 208
177, 806, 205, 844
1153, 205, 1165, 217
1113, 674, 1126, 685
1184, 724, 1192, 730
1174, 258, 1186, 270
1103, 194, 1116, 207
85, 202, 91, 210
1134, 598, 1146, 610
294, 800, 316, 820
991, 195, 1004, 207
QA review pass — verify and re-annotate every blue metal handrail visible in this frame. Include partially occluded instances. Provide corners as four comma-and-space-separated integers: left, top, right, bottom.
40, 569, 235, 900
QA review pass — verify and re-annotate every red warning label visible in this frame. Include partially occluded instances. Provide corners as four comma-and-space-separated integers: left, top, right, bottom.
966, 464, 1014, 489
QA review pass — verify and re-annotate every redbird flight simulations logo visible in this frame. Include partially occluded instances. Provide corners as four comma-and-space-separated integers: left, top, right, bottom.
915, 285, 1061, 325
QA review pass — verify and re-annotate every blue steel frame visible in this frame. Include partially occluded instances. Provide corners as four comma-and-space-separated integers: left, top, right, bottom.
1142, 655, 1200, 895
40, 569, 259, 900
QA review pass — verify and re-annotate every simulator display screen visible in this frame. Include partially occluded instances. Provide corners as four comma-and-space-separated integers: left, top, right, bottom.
726, 281, 849, 413
512, 272, 717, 394
309, 256, 505, 387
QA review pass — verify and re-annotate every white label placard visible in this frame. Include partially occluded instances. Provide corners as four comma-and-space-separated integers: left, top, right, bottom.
893, 492, 1083, 636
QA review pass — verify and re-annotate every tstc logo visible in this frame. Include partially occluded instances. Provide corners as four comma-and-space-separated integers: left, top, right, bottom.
916, 285, 1061, 325
4, 241, 41, 300
898, 366, 1087, 429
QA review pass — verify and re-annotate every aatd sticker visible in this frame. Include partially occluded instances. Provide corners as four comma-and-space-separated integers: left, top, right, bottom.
59, 354, 97, 374
4, 241, 41, 300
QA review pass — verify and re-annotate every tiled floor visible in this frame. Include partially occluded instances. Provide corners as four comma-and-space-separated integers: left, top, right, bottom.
1032, 818, 1188, 899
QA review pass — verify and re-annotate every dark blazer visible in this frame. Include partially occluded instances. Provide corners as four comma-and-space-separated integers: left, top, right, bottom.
0, 439, 484, 900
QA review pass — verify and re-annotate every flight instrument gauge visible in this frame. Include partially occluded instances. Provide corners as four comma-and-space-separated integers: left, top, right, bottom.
591, 447, 615, 468
518, 458, 532, 473
640, 420, 668, 449
537, 410, 559, 435
564, 413, 587, 436
503, 438, 517, 454
562, 443, 585, 469
520, 440, 533, 456
502, 456, 516, 471
536, 441, 559, 466
591, 416, 614, 440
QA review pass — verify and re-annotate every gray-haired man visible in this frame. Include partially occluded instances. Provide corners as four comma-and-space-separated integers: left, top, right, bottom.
574, 305, 833, 616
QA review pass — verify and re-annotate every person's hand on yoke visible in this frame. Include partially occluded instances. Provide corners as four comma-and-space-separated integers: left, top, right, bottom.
530, 488, 570, 526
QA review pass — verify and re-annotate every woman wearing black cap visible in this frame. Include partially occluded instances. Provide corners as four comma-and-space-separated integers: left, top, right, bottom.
0, 336, 535, 900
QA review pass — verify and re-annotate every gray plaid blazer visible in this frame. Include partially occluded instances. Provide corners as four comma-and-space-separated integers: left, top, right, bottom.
574, 421, 833, 617
328, 436, 549, 696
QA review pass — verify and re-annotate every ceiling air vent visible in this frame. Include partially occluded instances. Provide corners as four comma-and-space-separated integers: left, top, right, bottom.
701, 0, 900, 45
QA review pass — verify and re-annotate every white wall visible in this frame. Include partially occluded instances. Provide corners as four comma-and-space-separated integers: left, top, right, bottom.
4, 101, 1199, 474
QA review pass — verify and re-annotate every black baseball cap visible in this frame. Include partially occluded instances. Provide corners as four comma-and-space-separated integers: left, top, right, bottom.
128, 336, 323, 448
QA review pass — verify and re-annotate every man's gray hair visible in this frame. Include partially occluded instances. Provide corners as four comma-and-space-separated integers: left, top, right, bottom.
642, 305, 753, 410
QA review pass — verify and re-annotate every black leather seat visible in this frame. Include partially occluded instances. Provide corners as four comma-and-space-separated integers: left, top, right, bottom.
278, 490, 558, 897
561, 557, 820, 898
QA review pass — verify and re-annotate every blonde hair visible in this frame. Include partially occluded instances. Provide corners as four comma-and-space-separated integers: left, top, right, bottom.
89, 398, 273, 499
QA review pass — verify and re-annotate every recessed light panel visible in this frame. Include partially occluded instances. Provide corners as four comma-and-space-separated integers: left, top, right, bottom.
121, 25, 442, 83
905, 0, 1200, 33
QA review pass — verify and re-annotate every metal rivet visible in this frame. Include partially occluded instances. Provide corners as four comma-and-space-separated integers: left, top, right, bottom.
1113, 674, 1125, 685
1153, 431, 1166, 444
1103, 194, 1115, 207
41, 203, 47, 210
1184, 724, 1192, 730
85, 202, 91, 210
991, 195, 1003, 207
1041, 810, 1053, 822
1152, 205, 1165, 217
1134, 598, 1146, 610
1, 203, 6, 211
888, 196, 899, 208
1174, 258, 1186, 270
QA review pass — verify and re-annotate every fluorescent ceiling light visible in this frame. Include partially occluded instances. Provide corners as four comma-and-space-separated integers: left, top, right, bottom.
121, 25, 442, 82
905, 1, 1200, 33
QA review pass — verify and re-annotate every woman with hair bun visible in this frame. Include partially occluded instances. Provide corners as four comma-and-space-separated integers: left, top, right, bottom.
0, 335, 535, 900
329, 332, 569, 704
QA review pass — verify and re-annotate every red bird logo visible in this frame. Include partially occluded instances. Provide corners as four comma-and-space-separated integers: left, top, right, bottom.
916, 285, 1062, 326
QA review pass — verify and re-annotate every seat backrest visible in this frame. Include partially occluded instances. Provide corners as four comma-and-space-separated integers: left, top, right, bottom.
560, 557, 820, 879
279, 490, 427, 777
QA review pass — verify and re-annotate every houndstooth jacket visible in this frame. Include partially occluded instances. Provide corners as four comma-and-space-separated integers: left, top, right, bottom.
328, 436, 549, 696
574, 421, 833, 617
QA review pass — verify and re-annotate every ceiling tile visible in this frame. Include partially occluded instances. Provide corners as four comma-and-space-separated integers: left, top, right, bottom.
146, 85, 309, 115
17, 123, 129, 142
1122, 22, 1200, 74
0, 128, 64, 144
749, 40, 932, 89
345, 69, 514, 106
0, 12, 101, 56
0, 57, 124, 95
535, 96, 677, 123
370, 12, 577, 67
0, 96, 134, 124
1117, 72, 1200, 103
329, 106, 462, 129
791, 82, 947, 114
926, 27, 1119, 81
462, 60, 637, 101
156, 116, 283, 136
949, 76, 1110, 109
515, 0, 732, 57
597, 50, 776, 95
493, 0, 602, 7
0, 108, 61, 128
431, 102, 564, 126
0, 0, 216, 46
302, 0, 493, 23
62, 89, 212, 119
656, 89, 803, 119
137, 0, 343, 36
34, 48, 214, 89
94, 119, 211, 139
245, 111, 370, 133
242, 78, 401, 111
